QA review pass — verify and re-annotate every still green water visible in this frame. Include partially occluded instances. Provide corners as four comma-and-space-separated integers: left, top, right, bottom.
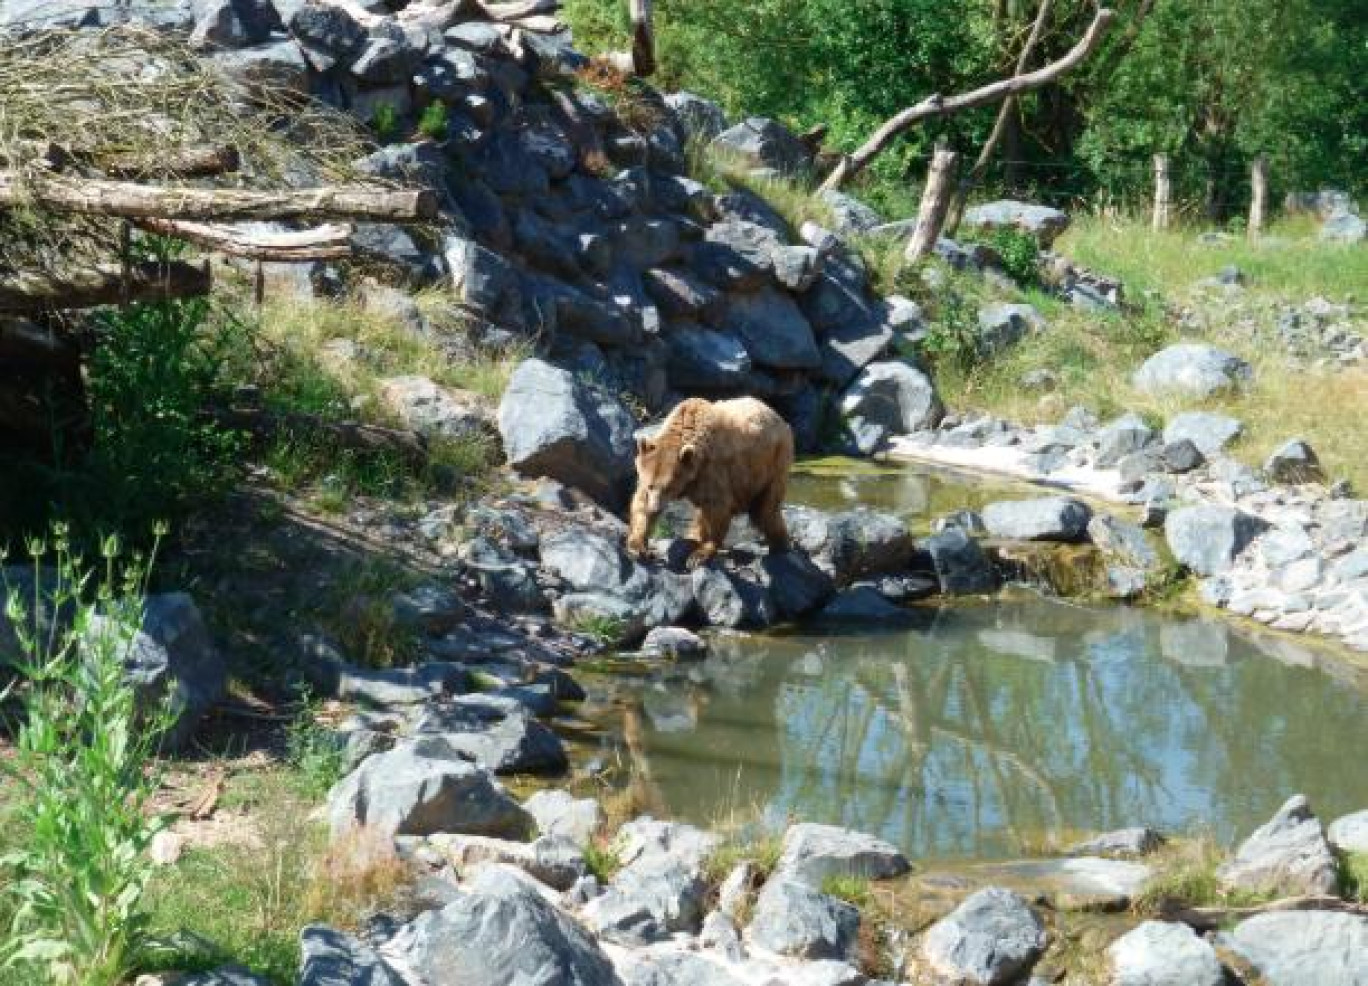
590, 465, 1368, 861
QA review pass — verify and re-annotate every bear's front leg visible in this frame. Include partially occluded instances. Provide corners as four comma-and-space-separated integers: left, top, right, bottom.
626, 488, 655, 560
685, 508, 723, 569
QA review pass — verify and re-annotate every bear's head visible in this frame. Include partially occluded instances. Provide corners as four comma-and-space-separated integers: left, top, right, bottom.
634, 435, 702, 513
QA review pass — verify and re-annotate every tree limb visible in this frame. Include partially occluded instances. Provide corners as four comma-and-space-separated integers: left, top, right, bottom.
1162, 895, 1368, 933
0, 172, 438, 222
948, 0, 1054, 230
99, 145, 242, 179
134, 218, 355, 261
0, 262, 210, 314
819, 7, 1115, 192
604, 0, 655, 76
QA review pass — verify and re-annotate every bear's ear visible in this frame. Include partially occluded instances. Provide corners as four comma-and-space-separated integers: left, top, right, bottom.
678, 444, 696, 465
637, 437, 655, 455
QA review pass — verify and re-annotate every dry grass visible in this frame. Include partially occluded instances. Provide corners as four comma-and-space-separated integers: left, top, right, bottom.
302, 825, 410, 921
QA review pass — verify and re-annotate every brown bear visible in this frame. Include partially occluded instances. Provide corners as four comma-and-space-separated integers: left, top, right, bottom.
626, 396, 793, 568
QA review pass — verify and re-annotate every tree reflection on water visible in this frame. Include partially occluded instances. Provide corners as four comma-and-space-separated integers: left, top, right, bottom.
606, 598, 1368, 860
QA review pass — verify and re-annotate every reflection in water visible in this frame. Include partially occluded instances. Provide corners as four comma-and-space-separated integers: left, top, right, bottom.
596, 599, 1368, 861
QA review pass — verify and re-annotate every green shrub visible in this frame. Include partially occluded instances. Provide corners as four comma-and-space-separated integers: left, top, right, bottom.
963, 227, 1040, 287
417, 101, 449, 140
370, 103, 400, 142
921, 292, 981, 372
0, 526, 170, 986
286, 694, 347, 800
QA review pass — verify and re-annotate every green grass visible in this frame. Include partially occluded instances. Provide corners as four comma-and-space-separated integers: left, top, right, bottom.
821, 875, 873, 907
1131, 836, 1274, 915
1341, 851, 1368, 903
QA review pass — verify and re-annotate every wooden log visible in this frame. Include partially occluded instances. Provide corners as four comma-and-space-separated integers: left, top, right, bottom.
134, 218, 354, 261
1152, 153, 1171, 231
1162, 894, 1368, 933
819, 8, 1115, 192
481, 0, 560, 20
0, 262, 210, 314
905, 149, 960, 263
1249, 153, 1268, 240
0, 173, 438, 222
100, 145, 242, 179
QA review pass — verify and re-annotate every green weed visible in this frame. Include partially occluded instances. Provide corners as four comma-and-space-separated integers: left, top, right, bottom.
286, 696, 347, 800
417, 101, 448, 140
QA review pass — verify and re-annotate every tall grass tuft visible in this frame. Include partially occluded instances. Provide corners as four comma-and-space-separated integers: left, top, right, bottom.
0, 525, 170, 986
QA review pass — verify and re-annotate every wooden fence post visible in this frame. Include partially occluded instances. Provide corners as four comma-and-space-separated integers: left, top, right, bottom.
1152, 153, 1171, 231
905, 149, 961, 262
1249, 154, 1268, 240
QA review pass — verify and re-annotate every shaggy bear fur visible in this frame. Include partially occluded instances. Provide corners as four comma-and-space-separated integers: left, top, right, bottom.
627, 396, 793, 568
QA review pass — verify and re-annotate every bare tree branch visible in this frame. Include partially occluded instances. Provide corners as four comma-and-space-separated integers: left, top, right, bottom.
819, 7, 1115, 192
134, 218, 355, 261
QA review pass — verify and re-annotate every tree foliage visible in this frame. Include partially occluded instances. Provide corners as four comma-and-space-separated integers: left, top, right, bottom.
565, 0, 1365, 211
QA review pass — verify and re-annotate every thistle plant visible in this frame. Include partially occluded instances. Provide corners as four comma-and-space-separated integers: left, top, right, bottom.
0, 523, 171, 986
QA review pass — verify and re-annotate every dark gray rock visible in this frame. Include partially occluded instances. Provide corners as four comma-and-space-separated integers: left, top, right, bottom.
818, 315, 894, 388
1159, 439, 1204, 473
1164, 505, 1269, 576
919, 527, 998, 595
498, 359, 637, 508
1133, 345, 1252, 398
710, 117, 811, 175
327, 738, 533, 839
785, 506, 915, 584
665, 91, 728, 142
775, 822, 910, 888
189, 0, 281, 47
391, 865, 620, 986
210, 39, 310, 94
540, 527, 633, 594
644, 268, 724, 322
962, 200, 1070, 247
725, 288, 821, 370
1088, 515, 1161, 599
982, 497, 1092, 542
1107, 920, 1224, 986
288, 2, 366, 61
747, 878, 859, 961
1219, 911, 1368, 986
412, 699, 568, 775
1265, 439, 1324, 483
1095, 413, 1157, 468
87, 593, 225, 752
818, 190, 884, 235
755, 551, 835, 618
839, 361, 943, 454
298, 925, 404, 986
1067, 827, 1165, 859
920, 887, 1047, 986
691, 566, 774, 629
818, 586, 910, 622
664, 324, 753, 390
1217, 794, 1340, 897
1162, 411, 1244, 457
976, 302, 1042, 354
583, 855, 708, 943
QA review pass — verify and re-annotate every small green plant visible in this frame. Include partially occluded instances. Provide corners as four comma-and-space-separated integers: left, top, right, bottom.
821, 875, 873, 907
571, 613, 630, 647
417, 101, 449, 140
0, 525, 170, 986
922, 293, 982, 372
583, 841, 622, 883
1341, 851, 1368, 903
371, 103, 400, 142
975, 227, 1041, 287
286, 694, 346, 800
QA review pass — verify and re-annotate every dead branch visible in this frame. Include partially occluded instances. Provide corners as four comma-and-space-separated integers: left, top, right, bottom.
819, 7, 1115, 191
948, 0, 1054, 229
1162, 895, 1368, 932
0, 262, 211, 314
481, 0, 560, 20
211, 406, 429, 466
0, 172, 438, 222
99, 145, 242, 179
134, 218, 354, 261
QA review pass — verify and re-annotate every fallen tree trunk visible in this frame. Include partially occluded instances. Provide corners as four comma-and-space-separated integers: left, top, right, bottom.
99, 144, 242, 179
0, 262, 210, 314
0, 173, 438, 222
134, 218, 354, 261
1163, 894, 1368, 932
211, 406, 429, 466
481, 0, 560, 20
819, 7, 1115, 192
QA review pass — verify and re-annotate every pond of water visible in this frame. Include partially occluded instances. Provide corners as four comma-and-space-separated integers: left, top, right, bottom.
587, 465, 1368, 862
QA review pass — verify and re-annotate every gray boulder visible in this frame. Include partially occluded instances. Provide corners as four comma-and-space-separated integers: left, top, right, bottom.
1220, 911, 1368, 986
1067, 826, 1164, 859
785, 506, 916, 584
725, 288, 821, 370
298, 925, 404, 986
1095, 413, 1157, 467
818, 586, 910, 622
622, 951, 745, 986
819, 315, 894, 387
1265, 439, 1324, 483
1107, 920, 1223, 986
710, 117, 811, 175
1132, 344, 1252, 398
640, 626, 709, 659
919, 527, 998, 595
1217, 794, 1340, 896
1327, 809, 1368, 854
498, 359, 637, 508
962, 200, 1070, 247
819, 190, 884, 235
691, 565, 774, 629
1159, 439, 1204, 473
390, 865, 620, 986
1162, 411, 1244, 457
1164, 505, 1269, 576
428, 832, 587, 891
775, 822, 910, 888
1088, 514, 1162, 598
839, 361, 944, 454
664, 324, 753, 390
210, 39, 310, 94
583, 854, 708, 943
524, 790, 604, 848
327, 737, 533, 839
919, 887, 1047, 985
976, 302, 1043, 354
412, 699, 568, 775
747, 878, 859, 961
1321, 211, 1366, 244
665, 91, 727, 142
87, 592, 225, 752
379, 376, 494, 441
982, 497, 1092, 542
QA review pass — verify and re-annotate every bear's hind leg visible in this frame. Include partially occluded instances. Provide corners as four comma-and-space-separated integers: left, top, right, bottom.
750, 477, 790, 553
686, 506, 726, 569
